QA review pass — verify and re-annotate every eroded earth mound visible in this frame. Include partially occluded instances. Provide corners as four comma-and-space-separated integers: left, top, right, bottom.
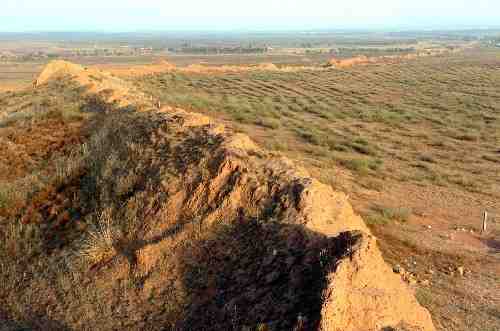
0, 61, 435, 331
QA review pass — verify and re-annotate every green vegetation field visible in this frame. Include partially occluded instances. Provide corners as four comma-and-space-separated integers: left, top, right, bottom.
136, 49, 500, 200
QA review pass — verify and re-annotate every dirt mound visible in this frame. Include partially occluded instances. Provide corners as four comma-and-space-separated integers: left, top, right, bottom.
256, 62, 279, 70
0, 62, 435, 330
95, 60, 323, 77
36, 60, 148, 108
327, 49, 454, 69
95, 59, 177, 77
328, 55, 373, 68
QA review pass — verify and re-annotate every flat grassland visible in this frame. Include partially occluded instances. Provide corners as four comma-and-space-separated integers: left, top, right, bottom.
133, 48, 500, 331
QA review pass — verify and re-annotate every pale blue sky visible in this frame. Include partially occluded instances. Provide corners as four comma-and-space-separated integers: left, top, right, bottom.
2, 0, 499, 32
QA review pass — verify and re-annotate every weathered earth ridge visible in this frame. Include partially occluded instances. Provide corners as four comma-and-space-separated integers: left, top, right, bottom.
6, 61, 436, 331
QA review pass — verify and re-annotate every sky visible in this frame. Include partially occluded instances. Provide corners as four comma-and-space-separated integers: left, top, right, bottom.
1, 0, 500, 32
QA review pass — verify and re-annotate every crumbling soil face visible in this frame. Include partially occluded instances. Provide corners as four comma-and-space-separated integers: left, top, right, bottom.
177, 224, 365, 331
0, 61, 436, 331
320, 234, 435, 331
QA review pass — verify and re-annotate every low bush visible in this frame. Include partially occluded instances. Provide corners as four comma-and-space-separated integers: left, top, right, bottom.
254, 117, 280, 129
374, 205, 412, 222
341, 158, 383, 175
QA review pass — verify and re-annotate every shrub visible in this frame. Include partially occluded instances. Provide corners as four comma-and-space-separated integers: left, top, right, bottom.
254, 117, 280, 129
452, 133, 478, 142
374, 205, 412, 222
341, 158, 370, 175
341, 158, 383, 175
365, 214, 390, 226
295, 128, 325, 146
348, 141, 377, 156
419, 155, 436, 163
482, 154, 499, 163
361, 179, 384, 191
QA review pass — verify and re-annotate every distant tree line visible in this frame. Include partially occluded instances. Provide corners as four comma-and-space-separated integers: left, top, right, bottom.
172, 47, 268, 55
333, 47, 416, 54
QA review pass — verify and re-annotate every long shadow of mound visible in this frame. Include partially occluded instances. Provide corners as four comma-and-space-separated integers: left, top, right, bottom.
177, 217, 361, 331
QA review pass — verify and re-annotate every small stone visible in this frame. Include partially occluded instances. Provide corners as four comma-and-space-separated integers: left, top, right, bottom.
457, 266, 464, 277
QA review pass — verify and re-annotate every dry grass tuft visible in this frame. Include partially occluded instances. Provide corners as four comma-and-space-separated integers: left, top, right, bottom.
80, 210, 121, 265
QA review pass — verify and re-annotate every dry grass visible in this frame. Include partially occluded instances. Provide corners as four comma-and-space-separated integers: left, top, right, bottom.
79, 210, 120, 265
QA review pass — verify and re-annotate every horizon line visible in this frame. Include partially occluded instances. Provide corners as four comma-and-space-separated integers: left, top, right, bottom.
1, 26, 500, 34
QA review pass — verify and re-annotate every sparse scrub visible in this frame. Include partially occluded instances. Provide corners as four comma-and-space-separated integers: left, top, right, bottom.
135, 59, 500, 198
482, 154, 499, 163
254, 117, 280, 129
295, 127, 326, 146
373, 205, 412, 222
348, 139, 378, 156
449, 175, 480, 192
419, 154, 436, 163
341, 158, 383, 175
365, 213, 391, 226
361, 178, 384, 191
